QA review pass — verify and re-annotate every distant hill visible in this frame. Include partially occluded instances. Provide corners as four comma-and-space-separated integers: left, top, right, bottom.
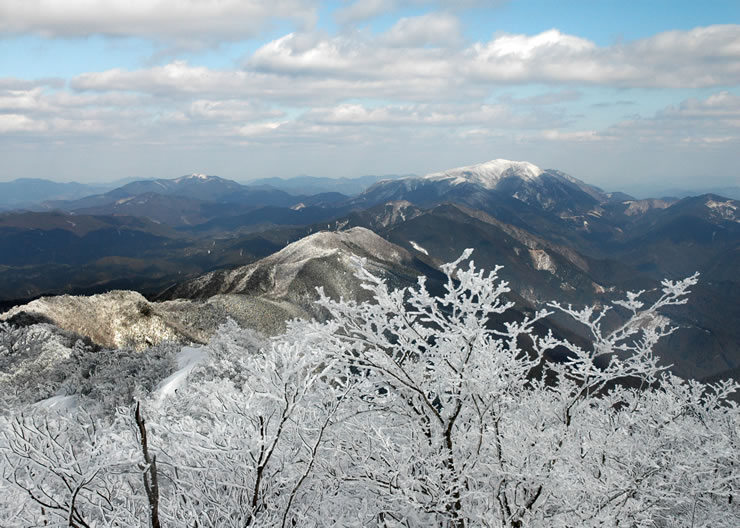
0, 178, 104, 210
632, 185, 740, 201
43, 173, 304, 210
40, 174, 349, 227
245, 174, 409, 196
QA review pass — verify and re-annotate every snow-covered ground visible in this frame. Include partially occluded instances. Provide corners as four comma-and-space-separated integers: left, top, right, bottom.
34, 394, 78, 411
410, 240, 429, 255
155, 345, 207, 399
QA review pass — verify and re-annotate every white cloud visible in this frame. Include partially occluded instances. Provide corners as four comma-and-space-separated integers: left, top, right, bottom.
0, 113, 47, 133
660, 91, 740, 120
0, 88, 45, 112
0, 0, 316, 41
9, 26, 732, 157
467, 26, 740, 88
0, 86, 146, 116
62, 25, 740, 111
605, 91, 740, 144
335, 0, 397, 25
72, 62, 252, 95
537, 129, 605, 142
73, 59, 483, 104
381, 12, 462, 47
2, 19, 739, 187
0, 78, 64, 90
465, 30, 631, 84
188, 100, 284, 122
334, 0, 507, 25
250, 30, 459, 81
248, 25, 740, 90
10, 8, 732, 91
237, 121, 285, 137
500, 90, 582, 106
302, 102, 556, 129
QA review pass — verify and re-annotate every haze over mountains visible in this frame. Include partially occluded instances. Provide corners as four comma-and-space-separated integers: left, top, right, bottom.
1, 159, 738, 381
0, 179, 107, 211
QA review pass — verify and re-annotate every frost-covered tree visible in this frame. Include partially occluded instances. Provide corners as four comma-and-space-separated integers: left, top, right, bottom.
0, 322, 82, 410
1, 251, 738, 527
302, 251, 738, 527
0, 409, 145, 527
142, 322, 352, 527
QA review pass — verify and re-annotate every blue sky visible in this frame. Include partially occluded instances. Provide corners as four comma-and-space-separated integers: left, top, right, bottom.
1, 1, 739, 195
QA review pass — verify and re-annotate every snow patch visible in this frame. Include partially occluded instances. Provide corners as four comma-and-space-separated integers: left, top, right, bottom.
409, 241, 429, 255
155, 345, 206, 400
34, 394, 78, 411
622, 199, 671, 216
174, 173, 211, 183
705, 199, 738, 222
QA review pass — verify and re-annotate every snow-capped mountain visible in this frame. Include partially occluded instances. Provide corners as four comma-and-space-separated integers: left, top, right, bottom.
175, 173, 212, 182
355, 158, 612, 218
422, 159, 544, 188
164, 227, 417, 314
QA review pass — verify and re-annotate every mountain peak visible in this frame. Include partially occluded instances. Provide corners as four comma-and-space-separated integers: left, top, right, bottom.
175, 173, 215, 182
165, 227, 413, 305
269, 227, 408, 269
422, 159, 544, 189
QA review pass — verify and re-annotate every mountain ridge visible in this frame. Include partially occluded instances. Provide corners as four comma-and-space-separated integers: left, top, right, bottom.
1, 158, 738, 381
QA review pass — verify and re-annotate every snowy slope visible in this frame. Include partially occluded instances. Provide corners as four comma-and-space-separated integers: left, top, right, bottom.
422, 159, 544, 189
155, 345, 207, 400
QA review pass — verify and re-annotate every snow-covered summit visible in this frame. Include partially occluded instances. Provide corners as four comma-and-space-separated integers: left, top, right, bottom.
226, 227, 408, 296
422, 159, 544, 189
171, 227, 412, 302
175, 173, 213, 182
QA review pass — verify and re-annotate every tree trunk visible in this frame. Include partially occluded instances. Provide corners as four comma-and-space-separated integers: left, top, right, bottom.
135, 402, 162, 528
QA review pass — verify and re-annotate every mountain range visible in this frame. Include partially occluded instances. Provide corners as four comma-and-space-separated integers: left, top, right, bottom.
0, 179, 106, 210
244, 173, 409, 196
1, 159, 738, 381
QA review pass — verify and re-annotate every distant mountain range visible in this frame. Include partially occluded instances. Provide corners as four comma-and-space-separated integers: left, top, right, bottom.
0, 179, 106, 210
1, 159, 738, 382
0, 173, 399, 212
628, 185, 740, 201
244, 174, 409, 196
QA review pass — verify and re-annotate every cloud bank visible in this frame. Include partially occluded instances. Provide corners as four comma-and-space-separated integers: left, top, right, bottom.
0, 0, 317, 41
1, 5, 739, 189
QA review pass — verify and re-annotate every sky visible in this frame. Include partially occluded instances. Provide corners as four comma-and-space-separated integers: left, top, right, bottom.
1, 0, 739, 195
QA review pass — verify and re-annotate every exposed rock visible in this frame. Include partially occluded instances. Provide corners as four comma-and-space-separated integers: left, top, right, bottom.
622, 199, 672, 216
528, 249, 557, 274
1, 291, 181, 350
